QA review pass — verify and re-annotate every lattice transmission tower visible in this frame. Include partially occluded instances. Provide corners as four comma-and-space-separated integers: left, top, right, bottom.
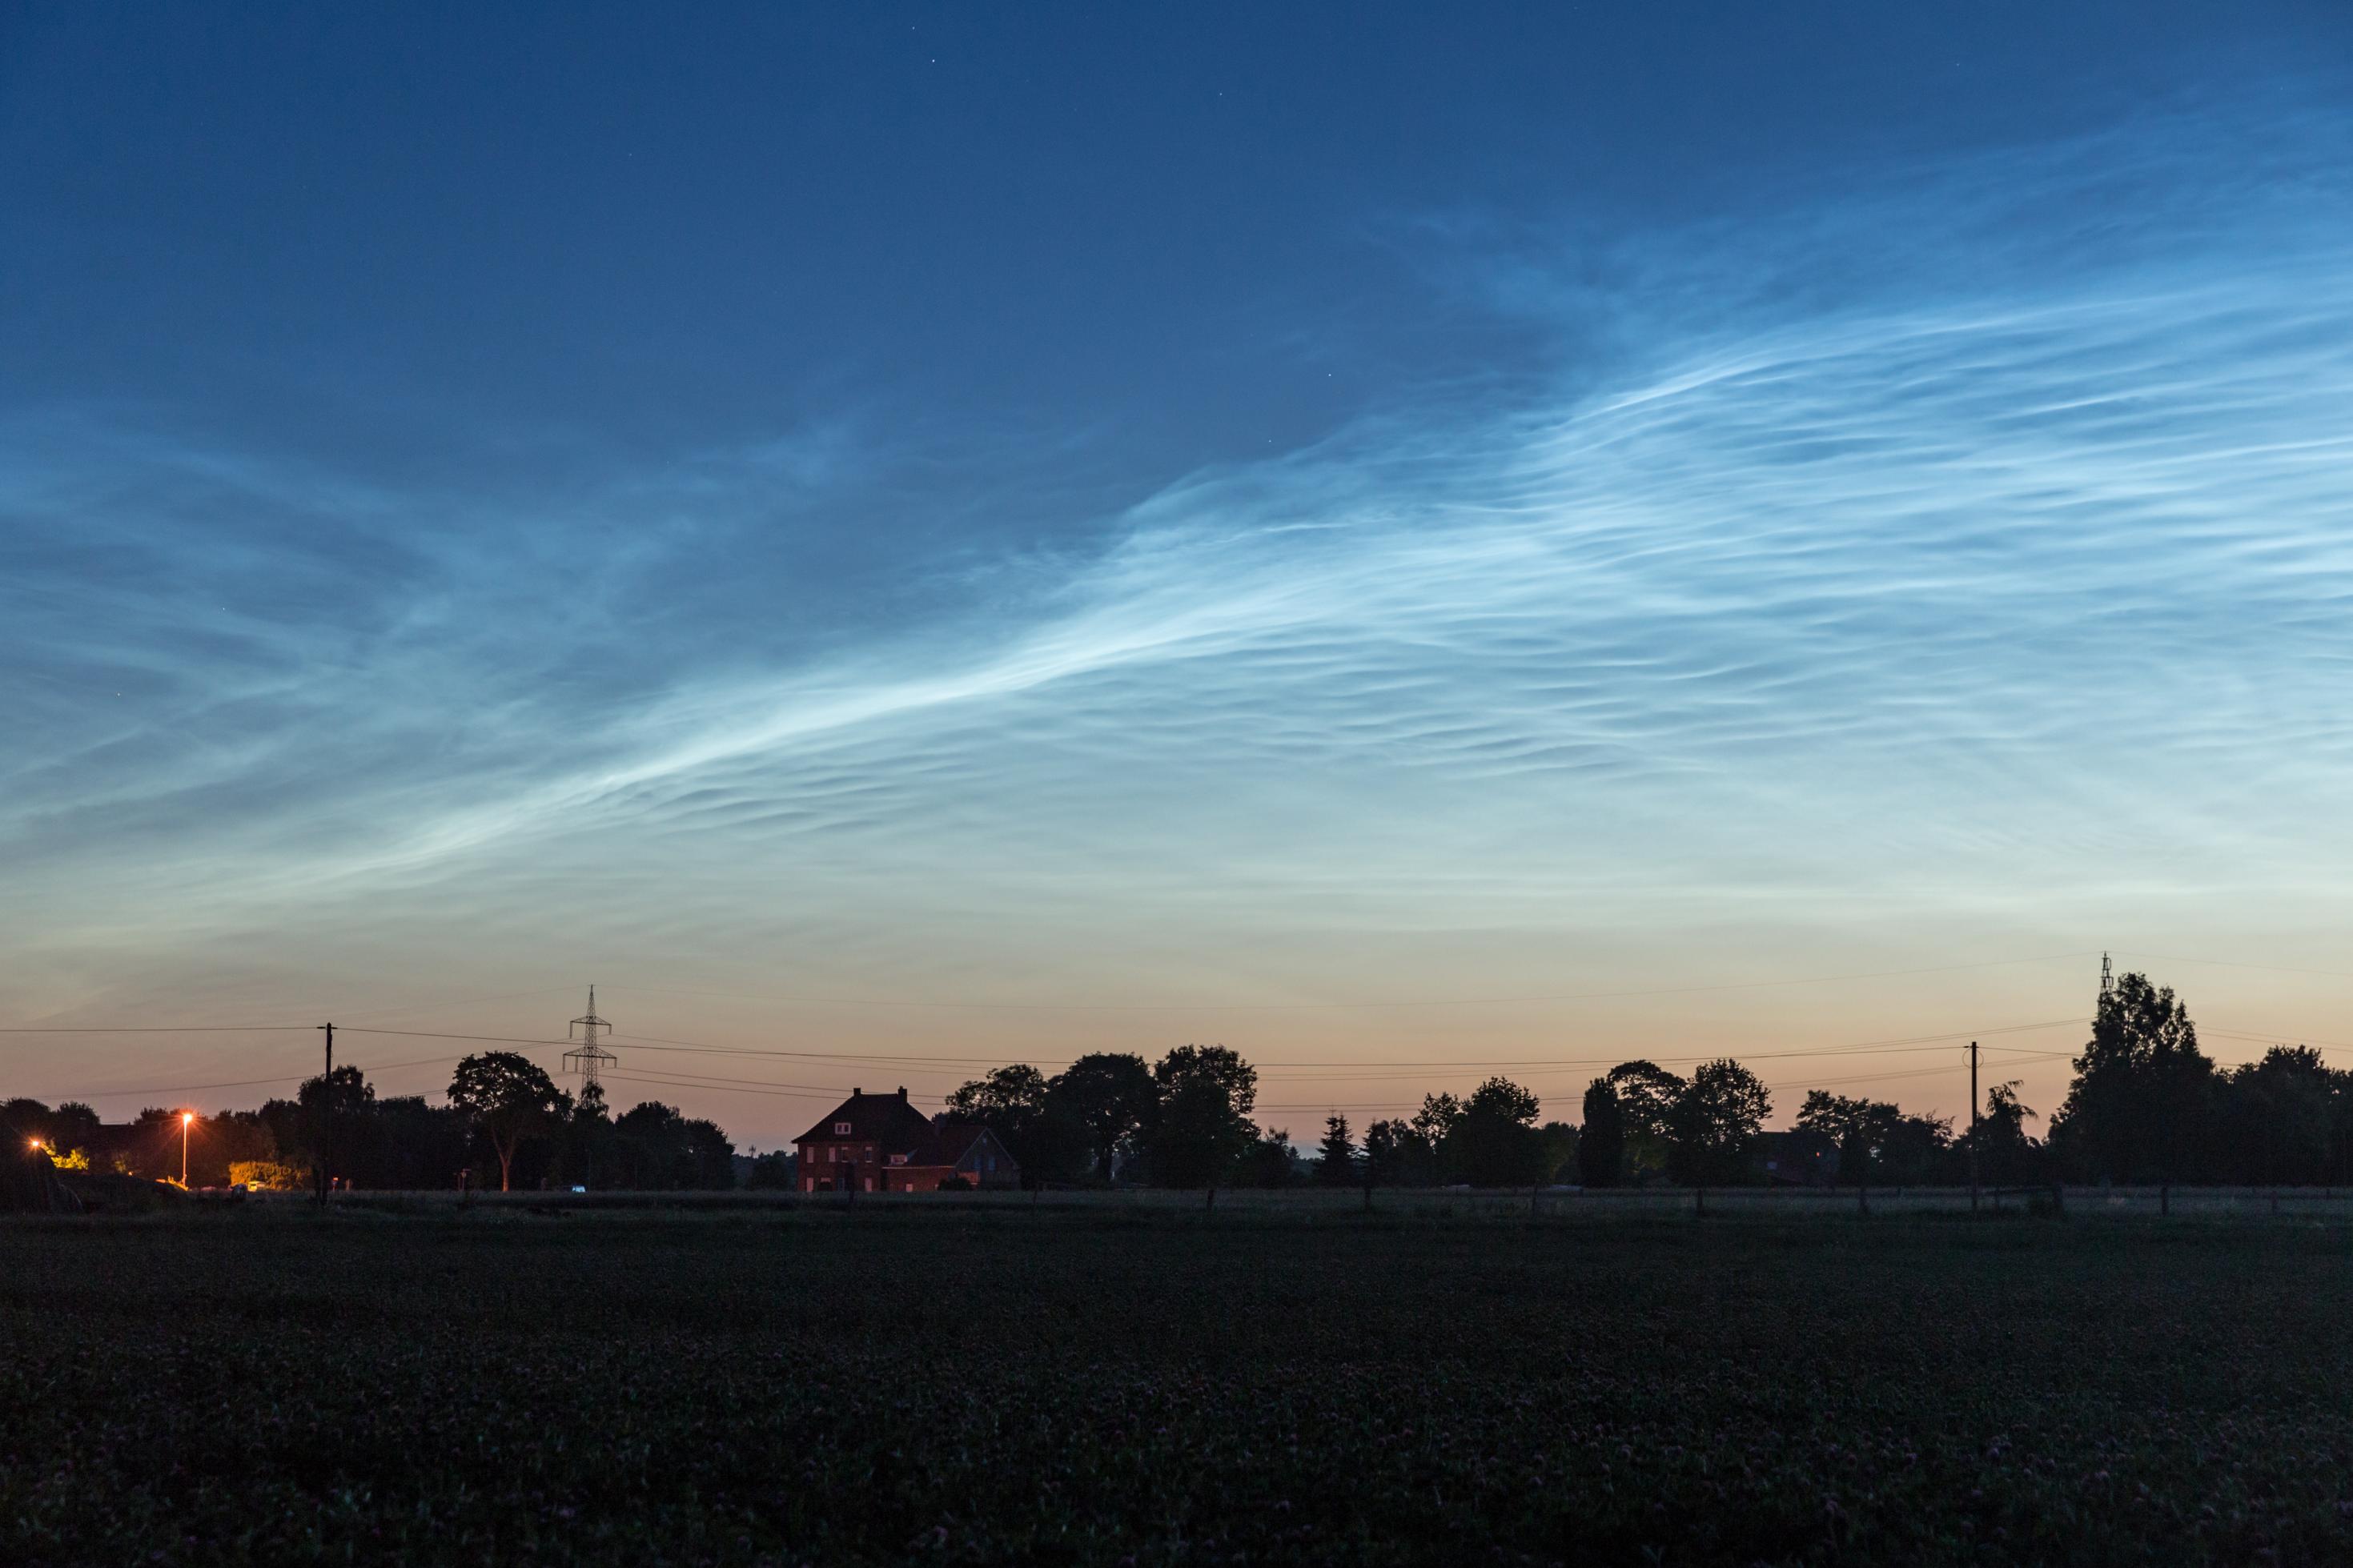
2099, 952, 2114, 998
564, 986, 618, 1113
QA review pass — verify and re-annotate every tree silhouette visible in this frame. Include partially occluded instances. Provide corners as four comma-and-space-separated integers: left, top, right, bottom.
1148, 1073, 1257, 1202
1666, 1059, 1770, 1188
1153, 1045, 1259, 1115
1454, 1077, 1544, 1188
448, 1053, 568, 1193
1053, 1053, 1159, 1181
2049, 973, 2213, 1186
1362, 1118, 1418, 1186
1605, 1061, 1686, 1180
1577, 1079, 1625, 1188
950, 1063, 1090, 1186
2217, 1047, 2336, 1186
1313, 1113, 1358, 1185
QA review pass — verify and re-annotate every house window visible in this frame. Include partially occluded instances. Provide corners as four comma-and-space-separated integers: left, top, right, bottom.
889, 1153, 908, 1165
834, 1121, 852, 1135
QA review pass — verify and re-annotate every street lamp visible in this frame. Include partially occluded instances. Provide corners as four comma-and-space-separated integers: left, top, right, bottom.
180, 1112, 193, 1187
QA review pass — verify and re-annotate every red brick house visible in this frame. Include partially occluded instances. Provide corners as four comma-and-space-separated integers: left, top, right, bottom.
794, 1087, 1018, 1193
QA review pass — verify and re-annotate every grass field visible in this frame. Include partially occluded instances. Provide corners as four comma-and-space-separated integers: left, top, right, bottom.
7, 1207, 2353, 1565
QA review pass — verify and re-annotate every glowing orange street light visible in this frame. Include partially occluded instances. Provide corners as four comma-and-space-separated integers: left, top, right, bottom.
181, 1112, 194, 1187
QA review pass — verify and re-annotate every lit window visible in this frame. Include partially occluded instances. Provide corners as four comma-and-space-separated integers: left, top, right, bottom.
835, 1121, 852, 1135
889, 1153, 908, 1165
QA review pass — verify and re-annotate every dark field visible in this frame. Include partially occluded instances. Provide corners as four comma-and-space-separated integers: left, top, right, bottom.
7, 1209, 2353, 1566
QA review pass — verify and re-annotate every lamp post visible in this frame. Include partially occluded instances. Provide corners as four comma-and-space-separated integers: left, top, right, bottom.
181, 1112, 193, 1187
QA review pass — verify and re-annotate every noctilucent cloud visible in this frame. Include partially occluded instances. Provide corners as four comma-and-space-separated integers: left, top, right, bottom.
5, 4, 2351, 1144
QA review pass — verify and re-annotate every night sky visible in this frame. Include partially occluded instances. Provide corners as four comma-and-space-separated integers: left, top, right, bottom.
6, 3, 2351, 1145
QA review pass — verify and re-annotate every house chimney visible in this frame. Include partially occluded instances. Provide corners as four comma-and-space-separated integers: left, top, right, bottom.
898, 1085, 907, 1100
853, 1086, 863, 1097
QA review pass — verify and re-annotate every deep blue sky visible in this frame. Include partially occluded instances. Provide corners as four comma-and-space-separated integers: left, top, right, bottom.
5, 4, 2351, 1142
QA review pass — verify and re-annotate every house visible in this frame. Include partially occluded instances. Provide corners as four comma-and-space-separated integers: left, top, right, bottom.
793, 1087, 1019, 1193
1755, 1129, 1841, 1187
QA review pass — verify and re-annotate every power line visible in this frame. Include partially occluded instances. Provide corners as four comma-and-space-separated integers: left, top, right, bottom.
18, 1055, 464, 1104
600, 1071, 841, 1102
597, 950, 2094, 1013
2114, 952, 2353, 984
593, 1017, 2086, 1073
1250, 1020, 2086, 1077
0, 1025, 312, 1034
338, 1027, 568, 1046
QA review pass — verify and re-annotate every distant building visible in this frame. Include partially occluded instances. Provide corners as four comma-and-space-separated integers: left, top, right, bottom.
793, 1087, 1019, 1193
1756, 1129, 1841, 1187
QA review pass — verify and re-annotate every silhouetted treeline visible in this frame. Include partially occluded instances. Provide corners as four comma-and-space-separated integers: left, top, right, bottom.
7, 970, 2342, 1193
2, 1053, 735, 1193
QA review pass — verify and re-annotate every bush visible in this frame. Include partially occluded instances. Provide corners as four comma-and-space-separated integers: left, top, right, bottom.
230, 1161, 308, 1191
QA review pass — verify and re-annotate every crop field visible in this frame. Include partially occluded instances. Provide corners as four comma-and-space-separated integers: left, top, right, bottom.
7, 1209, 2353, 1566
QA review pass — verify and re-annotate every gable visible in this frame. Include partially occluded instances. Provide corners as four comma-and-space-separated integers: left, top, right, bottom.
793, 1089, 938, 1147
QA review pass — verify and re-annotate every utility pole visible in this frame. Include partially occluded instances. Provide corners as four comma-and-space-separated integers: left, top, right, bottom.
1968, 1040, 1980, 1214
316, 1021, 334, 1207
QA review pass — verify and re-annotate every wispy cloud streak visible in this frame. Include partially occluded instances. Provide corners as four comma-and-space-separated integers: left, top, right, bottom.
5, 103, 2350, 1061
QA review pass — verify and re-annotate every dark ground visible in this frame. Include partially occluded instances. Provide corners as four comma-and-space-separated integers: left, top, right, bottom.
6, 1206, 2352, 1565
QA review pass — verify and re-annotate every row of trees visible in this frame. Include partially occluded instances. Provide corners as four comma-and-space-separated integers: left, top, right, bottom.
940, 1045, 1779, 1193
10, 972, 2342, 1195
2, 1052, 737, 1193
941, 974, 2352, 1195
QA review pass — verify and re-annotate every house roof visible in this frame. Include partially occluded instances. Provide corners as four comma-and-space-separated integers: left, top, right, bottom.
794, 1094, 1017, 1173
793, 1089, 938, 1149
918, 1116, 994, 1168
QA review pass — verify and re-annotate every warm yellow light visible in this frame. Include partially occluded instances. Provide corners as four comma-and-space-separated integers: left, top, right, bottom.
182, 1112, 194, 1125
27, 1139, 41, 1152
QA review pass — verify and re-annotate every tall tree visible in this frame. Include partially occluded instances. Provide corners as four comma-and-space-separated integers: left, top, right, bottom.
1577, 1079, 1625, 1188
1362, 1118, 1422, 1187
1605, 1061, 1687, 1180
1794, 1091, 1901, 1189
1147, 1073, 1257, 1202
448, 1053, 568, 1193
949, 1063, 1089, 1185
1666, 1059, 1771, 1188
1970, 1081, 2040, 1187
1411, 1093, 1464, 1155
2216, 1046, 2338, 1186
1453, 1077, 1545, 1188
1154, 1045, 1259, 1115
612, 1101, 737, 1189
562, 1077, 615, 1191
2047, 972, 2214, 1186
948, 1063, 1053, 1123
1313, 1113, 1359, 1186
1051, 1053, 1160, 1181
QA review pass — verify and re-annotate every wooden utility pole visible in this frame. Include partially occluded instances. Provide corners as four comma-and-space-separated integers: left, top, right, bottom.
315, 1021, 334, 1207
1967, 1041, 1980, 1215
